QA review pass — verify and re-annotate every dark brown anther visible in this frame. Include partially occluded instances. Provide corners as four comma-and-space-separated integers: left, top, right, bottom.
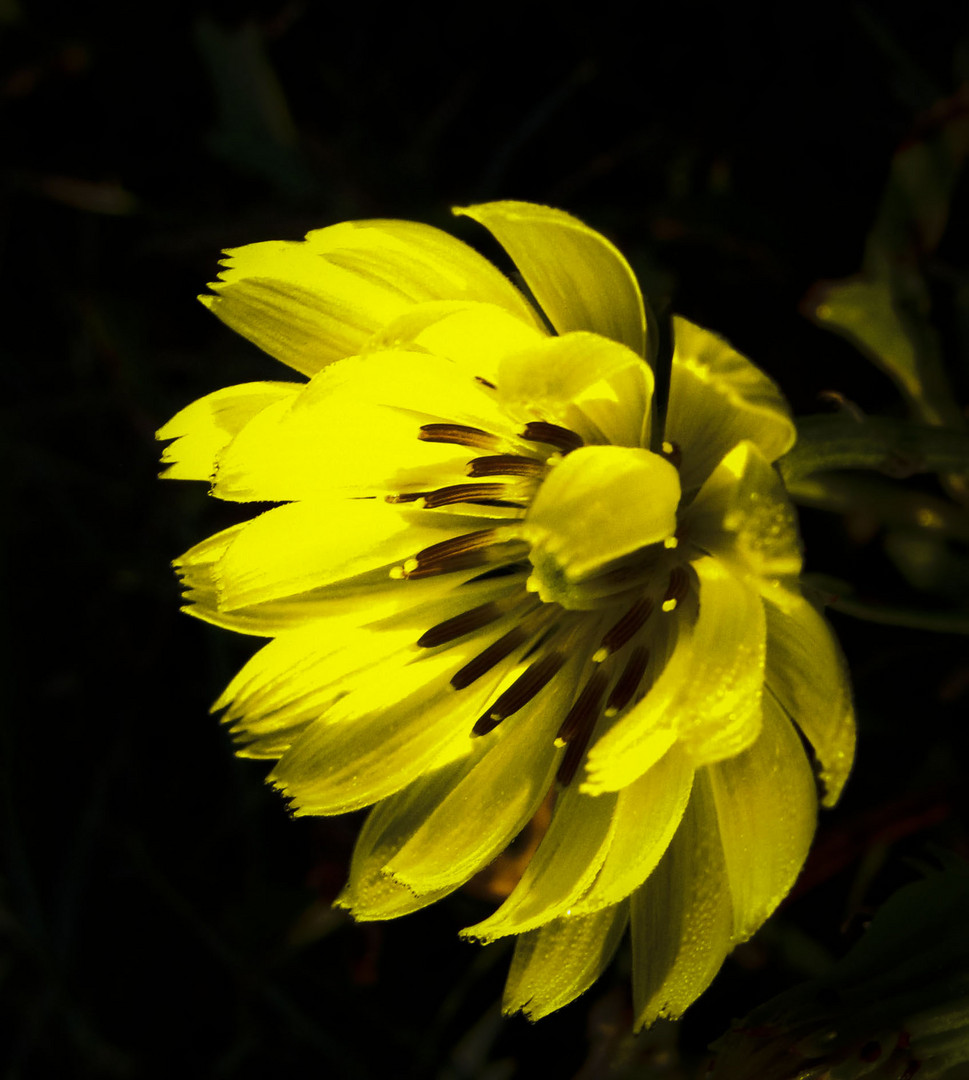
413, 529, 497, 564
467, 454, 546, 479
521, 420, 584, 454
557, 729, 590, 787
451, 625, 532, 690
475, 376, 497, 389
557, 668, 609, 744
418, 601, 507, 647
605, 645, 649, 714
598, 596, 654, 657
556, 667, 611, 786
402, 528, 498, 579
473, 652, 565, 735
421, 483, 518, 509
418, 423, 499, 451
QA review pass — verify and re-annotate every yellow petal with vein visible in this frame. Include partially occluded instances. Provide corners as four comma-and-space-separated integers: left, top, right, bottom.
666, 317, 795, 491
391, 655, 584, 894
686, 439, 802, 603
630, 772, 732, 1027
456, 201, 646, 356
211, 348, 518, 503
270, 639, 507, 814
585, 558, 765, 790
707, 695, 816, 941
366, 300, 545, 385
503, 904, 628, 1021
764, 592, 855, 806
462, 783, 618, 941
497, 331, 652, 447
157, 381, 298, 481
202, 219, 542, 376
211, 500, 502, 611
570, 743, 694, 914
337, 754, 478, 918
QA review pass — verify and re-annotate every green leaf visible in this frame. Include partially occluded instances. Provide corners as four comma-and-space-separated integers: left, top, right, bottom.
804, 86, 969, 430
809, 274, 958, 427
779, 414, 969, 485
803, 573, 969, 636
706, 860, 969, 1079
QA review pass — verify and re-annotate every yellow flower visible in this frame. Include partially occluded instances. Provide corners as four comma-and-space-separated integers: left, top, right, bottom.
158, 202, 855, 1026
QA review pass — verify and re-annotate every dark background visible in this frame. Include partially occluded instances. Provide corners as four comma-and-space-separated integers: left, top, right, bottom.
4, 2, 969, 1077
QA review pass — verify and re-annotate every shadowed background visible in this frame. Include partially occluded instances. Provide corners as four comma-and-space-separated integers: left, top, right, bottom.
4, 2, 969, 1077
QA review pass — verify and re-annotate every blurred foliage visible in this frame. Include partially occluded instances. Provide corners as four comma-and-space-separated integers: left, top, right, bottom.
707, 858, 969, 1079
3, 1, 969, 1078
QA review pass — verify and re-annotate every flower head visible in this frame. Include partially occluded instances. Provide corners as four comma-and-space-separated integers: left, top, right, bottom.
158, 202, 855, 1026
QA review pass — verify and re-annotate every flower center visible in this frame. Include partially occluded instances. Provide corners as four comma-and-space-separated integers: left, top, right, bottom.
521, 445, 682, 611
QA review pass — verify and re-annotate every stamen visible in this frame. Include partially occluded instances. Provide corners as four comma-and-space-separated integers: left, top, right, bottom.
451, 625, 532, 690
475, 376, 497, 389
521, 420, 584, 454
421, 483, 522, 509
557, 718, 597, 787
418, 423, 500, 451
411, 528, 497, 565
467, 454, 547, 479
417, 600, 508, 647
661, 566, 690, 612
604, 645, 650, 715
473, 652, 566, 735
398, 528, 527, 580
594, 596, 654, 661
556, 667, 609, 744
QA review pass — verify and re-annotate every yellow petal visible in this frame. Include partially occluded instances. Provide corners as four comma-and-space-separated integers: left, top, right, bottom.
211, 348, 517, 503
570, 743, 694, 914
666, 317, 796, 491
157, 381, 298, 481
213, 571, 530, 737
389, 654, 584, 894
497, 331, 653, 447
336, 758, 474, 918
213, 617, 419, 758
455, 201, 647, 356
523, 446, 679, 607
462, 784, 618, 941
502, 904, 628, 1021
764, 592, 855, 806
178, 518, 523, 636
201, 219, 542, 376
686, 440, 803, 597
180, 562, 467, 636
579, 610, 684, 795
270, 638, 507, 814
630, 772, 733, 1027
366, 299, 546, 385
585, 558, 765, 791
208, 500, 511, 611
706, 695, 817, 942
174, 523, 289, 636
670, 559, 765, 764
